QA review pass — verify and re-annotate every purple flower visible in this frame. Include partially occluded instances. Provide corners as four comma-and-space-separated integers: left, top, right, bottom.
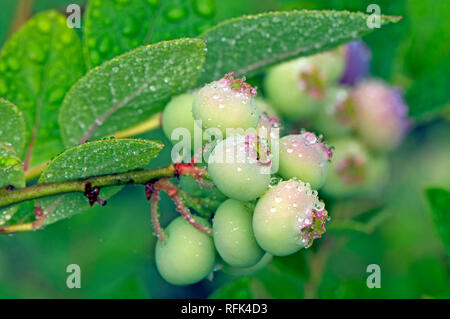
340, 40, 371, 86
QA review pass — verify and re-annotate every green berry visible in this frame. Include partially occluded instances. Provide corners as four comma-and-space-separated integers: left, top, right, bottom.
312, 46, 346, 84
222, 252, 273, 276
253, 179, 328, 256
264, 58, 322, 120
255, 97, 279, 119
278, 132, 332, 189
322, 138, 388, 198
162, 93, 201, 145
213, 199, 265, 267
192, 73, 260, 136
155, 216, 216, 286
208, 134, 271, 201
313, 87, 353, 138
264, 48, 345, 120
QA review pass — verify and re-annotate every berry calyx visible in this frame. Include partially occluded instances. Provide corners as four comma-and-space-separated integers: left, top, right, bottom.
192, 73, 260, 136
277, 132, 333, 189
253, 179, 328, 256
155, 216, 216, 286
213, 199, 264, 268
207, 134, 271, 201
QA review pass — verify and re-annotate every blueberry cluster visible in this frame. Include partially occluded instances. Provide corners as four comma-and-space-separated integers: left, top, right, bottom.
157, 41, 409, 285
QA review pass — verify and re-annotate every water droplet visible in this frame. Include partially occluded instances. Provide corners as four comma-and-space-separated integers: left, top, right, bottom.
165, 7, 187, 21
122, 16, 138, 36
98, 37, 112, 54
194, 0, 216, 17
37, 18, 52, 33
7, 57, 20, 71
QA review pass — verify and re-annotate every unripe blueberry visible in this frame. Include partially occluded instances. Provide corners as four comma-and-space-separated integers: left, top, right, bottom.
155, 216, 215, 286
222, 252, 273, 276
313, 87, 353, 138
312, 46, 346, 84
350, 80, 409, 152
264, 48, 345, 120
321, 138, 388, 198
278, 132, 332, 190
207, 134, 271, 201
213, 199, 264, 267
162, 93, 199, 144
340, 40, 371, 86
253, 179, 328, 256
255, 97, 279, 119
192, 73, 260, 135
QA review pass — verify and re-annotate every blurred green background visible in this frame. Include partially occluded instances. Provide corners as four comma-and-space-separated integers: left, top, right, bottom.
0, 0, 448, 298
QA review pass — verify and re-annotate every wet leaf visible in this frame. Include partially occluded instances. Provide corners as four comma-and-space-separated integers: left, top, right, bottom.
0, 143, 25, 226
37, 139, 163, 225
0, 98, 27, 156
198, 10, 401, 83
84, 0, 217, 68
0, 10, 85, 168
59, 39, 206, 147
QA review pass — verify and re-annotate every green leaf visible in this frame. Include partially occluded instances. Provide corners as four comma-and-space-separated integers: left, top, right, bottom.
210, 277, 254, 299
0, 98, 27, 156
0, 142, 25, 226
59, 39, 206, 147
198, 10, 401, 84
37, 138, 164, 225
425, 188, 450, 256
84, 0, 217, 68
406, 67, 450, 119
0, 10, 85, 168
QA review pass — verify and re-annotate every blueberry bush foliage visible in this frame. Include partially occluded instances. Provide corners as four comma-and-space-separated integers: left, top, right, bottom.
0, 0, 448, 298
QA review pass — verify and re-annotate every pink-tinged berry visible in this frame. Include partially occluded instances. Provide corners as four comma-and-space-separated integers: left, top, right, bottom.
350, 80, 410, 152
207, 134, 272, 201
252, 179, 328, 256
322, 138, 388, 198
340, 40, 371, 86
192, 73, 260, 135
278, 132, 333, 190
313, 87, 354, 138
264, 48, 346, 120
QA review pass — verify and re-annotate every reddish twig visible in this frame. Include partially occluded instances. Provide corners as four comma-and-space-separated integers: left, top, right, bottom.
150, 178, 212, 236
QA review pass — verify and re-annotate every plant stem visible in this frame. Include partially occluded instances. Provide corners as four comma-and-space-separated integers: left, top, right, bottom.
150, 189, 167, 242
0, 165, 176, 209
179, 189, 221, 218
154, 179, 212, 235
